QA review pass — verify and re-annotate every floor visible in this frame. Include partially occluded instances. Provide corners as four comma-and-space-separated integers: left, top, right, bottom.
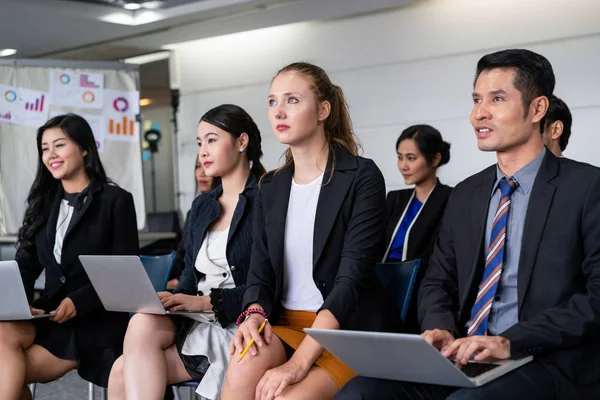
32, 370, 190, 399
31, 371, 103, 400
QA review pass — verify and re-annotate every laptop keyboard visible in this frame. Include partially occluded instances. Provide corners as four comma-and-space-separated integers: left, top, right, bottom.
460, 362, 501, 378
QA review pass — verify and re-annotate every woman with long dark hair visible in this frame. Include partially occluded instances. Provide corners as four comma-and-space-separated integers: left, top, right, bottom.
0, 113, 138, 399
108, 104, 266, 400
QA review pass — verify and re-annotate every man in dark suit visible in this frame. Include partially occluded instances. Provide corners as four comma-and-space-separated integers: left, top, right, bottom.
336, 49, 600, 399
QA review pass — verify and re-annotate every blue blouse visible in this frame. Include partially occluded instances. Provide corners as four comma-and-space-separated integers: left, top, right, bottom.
386, 196, 423, 261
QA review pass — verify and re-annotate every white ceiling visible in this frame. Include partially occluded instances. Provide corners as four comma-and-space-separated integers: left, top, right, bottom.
0, 0, 420, 61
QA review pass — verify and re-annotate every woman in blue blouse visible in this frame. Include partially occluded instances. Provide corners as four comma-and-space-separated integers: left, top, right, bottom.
383, 125, 452, 332
384, 125, 452, 264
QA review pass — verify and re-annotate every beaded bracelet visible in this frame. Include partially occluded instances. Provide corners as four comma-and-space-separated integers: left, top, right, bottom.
236, 308, 268, 327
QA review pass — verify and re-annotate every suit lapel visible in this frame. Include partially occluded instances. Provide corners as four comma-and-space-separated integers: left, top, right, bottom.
45, 186, 63, 251
517, 154, 557, 311
228, 175, 256, 242
410, 181, 443, 235
265, 167, 293, 274
460, 167, 496, 311
63, 182, 102, 241
313, 148, 356, 267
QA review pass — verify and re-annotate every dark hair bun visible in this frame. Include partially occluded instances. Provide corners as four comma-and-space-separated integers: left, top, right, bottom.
438, 141, 451, 166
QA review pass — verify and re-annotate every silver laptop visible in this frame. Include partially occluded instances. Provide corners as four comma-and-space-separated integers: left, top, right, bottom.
0, 261, 53, 320
79, 255, 208, 316
305, 329, 533, 387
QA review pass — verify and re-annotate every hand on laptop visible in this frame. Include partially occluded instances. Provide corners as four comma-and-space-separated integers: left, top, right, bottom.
159, 292, 211, 312
50, 297, 77, 323
422, 329, 455, 351
441, 336, 511, 368
29, 306, 46, 315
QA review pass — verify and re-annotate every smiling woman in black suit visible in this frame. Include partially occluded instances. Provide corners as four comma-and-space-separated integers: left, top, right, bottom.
384, 125, 453, 264
0, 114, 138, 400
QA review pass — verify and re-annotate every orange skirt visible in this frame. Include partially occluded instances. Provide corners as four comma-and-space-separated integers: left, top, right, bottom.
272, 309, 356, 388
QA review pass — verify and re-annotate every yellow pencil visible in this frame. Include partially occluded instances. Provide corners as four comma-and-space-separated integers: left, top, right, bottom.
239, 319, 268, 361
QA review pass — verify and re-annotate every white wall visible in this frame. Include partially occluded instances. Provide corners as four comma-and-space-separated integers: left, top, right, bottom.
172, 0, 600, 212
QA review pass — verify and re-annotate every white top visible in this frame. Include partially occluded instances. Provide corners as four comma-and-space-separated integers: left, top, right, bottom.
281, 174, 325, 312
181, 227, 236, 400
195, 228, 235, 298
53, 199, 74, 264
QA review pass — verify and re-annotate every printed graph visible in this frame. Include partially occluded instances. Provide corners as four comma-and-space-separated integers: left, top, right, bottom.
80, 74, 100, 88
24, 94, 45, 112
109, 116, 135, 136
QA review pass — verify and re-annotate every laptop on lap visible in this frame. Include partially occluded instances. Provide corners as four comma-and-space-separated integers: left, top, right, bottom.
79, 255, 208, 316
305, 329, 532, 387
0, 261, 53, 320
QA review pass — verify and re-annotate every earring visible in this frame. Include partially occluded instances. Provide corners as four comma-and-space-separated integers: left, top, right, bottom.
240, 147, 244, 152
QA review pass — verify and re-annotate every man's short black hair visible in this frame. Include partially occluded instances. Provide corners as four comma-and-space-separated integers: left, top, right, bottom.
475, 49, 555, 126
544, 95, 572, 152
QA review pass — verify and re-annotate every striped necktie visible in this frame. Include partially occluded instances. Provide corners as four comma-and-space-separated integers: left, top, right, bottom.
467, 177, 518, 336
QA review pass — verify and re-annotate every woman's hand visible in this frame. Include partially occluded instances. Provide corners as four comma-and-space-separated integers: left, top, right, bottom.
160, 293, 210, 312
50, 297, 77, 323
256, 358, 310, 400
230, 313, 272, 357
30, 306, 46, 315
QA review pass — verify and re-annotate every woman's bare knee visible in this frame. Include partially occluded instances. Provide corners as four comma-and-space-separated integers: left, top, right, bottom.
0, 321, 35, 349
108, 356, 125, 397
108, 356, 124, 388
124, 313, 175, 349
224, 335, 286, 393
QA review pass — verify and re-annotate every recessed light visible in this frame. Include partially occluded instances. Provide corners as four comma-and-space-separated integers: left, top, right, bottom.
124, 2, 142, 10
140, 1, 164, 9
139, 98, 152, 107
0, 49, 17, 57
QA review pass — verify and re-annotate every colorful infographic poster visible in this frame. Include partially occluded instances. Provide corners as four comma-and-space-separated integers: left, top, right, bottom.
0, 84, 50, 127
49, 69, 104, 109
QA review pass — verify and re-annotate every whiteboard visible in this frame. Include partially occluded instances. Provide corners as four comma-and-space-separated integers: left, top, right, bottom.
0, 59, 145, 234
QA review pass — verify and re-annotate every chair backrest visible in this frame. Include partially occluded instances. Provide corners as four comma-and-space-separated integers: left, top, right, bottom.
140, 252, 176, 292
146, 211, 182, 235
375, 260, 421, 324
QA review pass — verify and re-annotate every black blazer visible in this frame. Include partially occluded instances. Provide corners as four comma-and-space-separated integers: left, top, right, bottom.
175, 175, 257, 327
385, 181, 453, 262
243, 146, 400, 332
16, 181, 138, 386
418, 151, 600, 394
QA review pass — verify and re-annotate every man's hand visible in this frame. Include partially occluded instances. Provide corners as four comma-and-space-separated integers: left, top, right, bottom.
441, 335, 510, 367
421, 329, 455, 351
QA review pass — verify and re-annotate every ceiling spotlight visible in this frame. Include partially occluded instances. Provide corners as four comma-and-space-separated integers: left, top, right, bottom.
124, 2, 142, 10
140, 1, 164, 9
0, 48, 17, 57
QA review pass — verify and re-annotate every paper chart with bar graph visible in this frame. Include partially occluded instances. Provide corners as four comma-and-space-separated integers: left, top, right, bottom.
0, 84, 49, 127
104, 89, 139, 143
49, 69, 104, 109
